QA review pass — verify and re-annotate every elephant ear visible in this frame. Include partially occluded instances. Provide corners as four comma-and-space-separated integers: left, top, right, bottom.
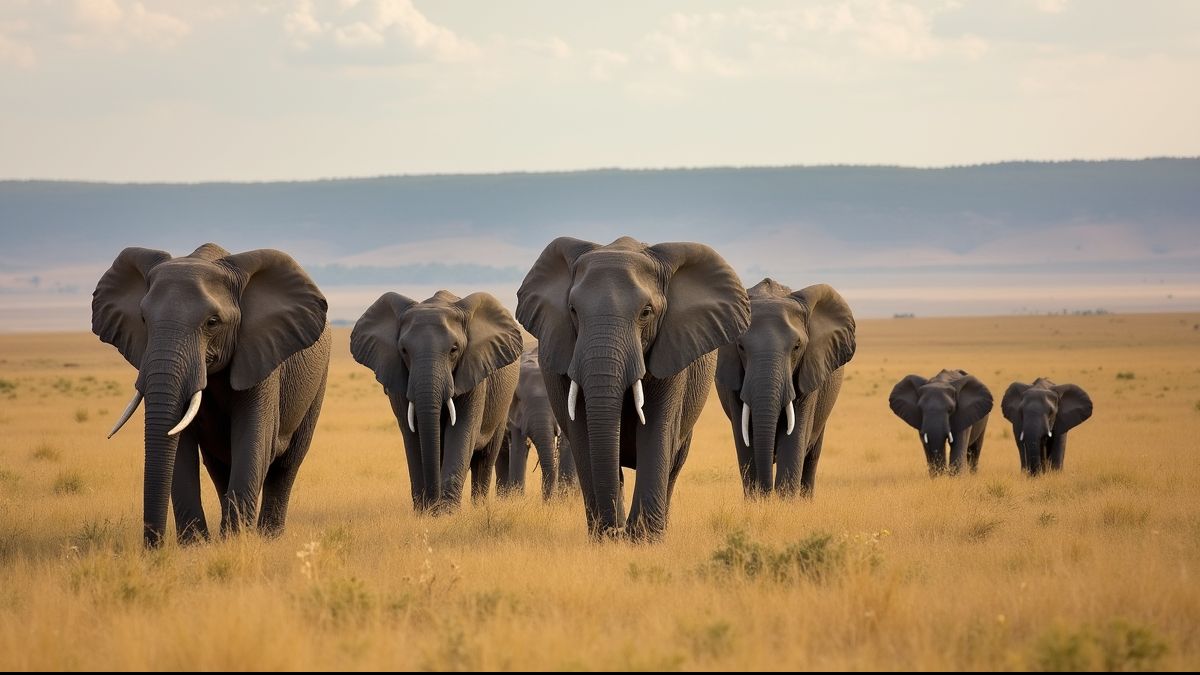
220, 249, 328, 391
646, 242, 751, 379
350, 293, 417, 396
1053, 384, 1093, 434
1001, 382, 1031, 423
791, 284, 856, 395
715, 343, 744, 394
454, 293, 523, 394
92, 247, 172, 368
888, 375, 927, 429
952, 375, 993, 431
515, 237, 598, 374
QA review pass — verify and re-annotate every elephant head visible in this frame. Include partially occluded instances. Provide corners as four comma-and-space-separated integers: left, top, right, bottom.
507, 345, 562, 500
516, 237, 750, 535
889, 369, 993, 476
350, 290, 522, 509
92, 244, 327, 546
1002, 378, 1093, 474
715, 279, 855, 493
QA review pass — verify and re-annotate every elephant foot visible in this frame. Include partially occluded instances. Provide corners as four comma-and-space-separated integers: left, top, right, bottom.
588, 524, 625, 542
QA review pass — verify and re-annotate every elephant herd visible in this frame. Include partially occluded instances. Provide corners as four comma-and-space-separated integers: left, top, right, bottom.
90, 238, 1094, 549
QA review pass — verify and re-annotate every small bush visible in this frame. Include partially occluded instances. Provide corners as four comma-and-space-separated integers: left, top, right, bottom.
53, 471, 84, 495
32, 443, 60, 461
986, 480, 1009, 499
965, 518, 1002, 542
1038, 512, 1058, 527
1116, 372, 1136, 380
74, 408, 89, 423
52, 378, 74, 393
301, 576, 374, 627
1034, 620, 1168, 671
709, 531, 850, 583
1101, 504, 1149, 528
0, 378, 16, 394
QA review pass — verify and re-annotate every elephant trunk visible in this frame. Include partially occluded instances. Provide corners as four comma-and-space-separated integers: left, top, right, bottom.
410, 357, 450, 509
1021, 421, 1046, 475
745, 357, 790, 494
529, 414, 559, 501
138, 328, 205, 547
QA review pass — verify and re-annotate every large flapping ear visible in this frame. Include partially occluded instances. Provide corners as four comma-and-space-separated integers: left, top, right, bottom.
889, 375, 928, 429
645, 242, 751, 379
951, 374, 993, 431
515, 237, 597, 374
453, 292, 523, 394
791, 284, 856, 395
220, 249, 328, 391
1053, 384, 1093, 434
92, 247, 173, 368
714, 343, 745, 394
1001, 382, 1032, 423
350, 293, 417, 396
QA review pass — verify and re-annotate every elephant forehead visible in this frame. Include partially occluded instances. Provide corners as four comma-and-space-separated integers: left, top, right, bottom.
400, 307, 463, 336
747, 299, 803, 333
571, 253, 660, 298
144, 261, 232, 308
918, 383, 956, 405
1022, 390, 1057, 410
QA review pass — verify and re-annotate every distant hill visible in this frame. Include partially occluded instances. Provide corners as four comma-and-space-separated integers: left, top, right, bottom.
1, 159, 1198, 330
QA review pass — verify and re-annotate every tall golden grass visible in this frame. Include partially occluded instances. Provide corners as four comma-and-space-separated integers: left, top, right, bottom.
0, 314, 1197, 670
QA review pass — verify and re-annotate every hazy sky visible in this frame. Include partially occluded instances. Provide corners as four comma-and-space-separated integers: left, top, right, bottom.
1, 0, 1198, 182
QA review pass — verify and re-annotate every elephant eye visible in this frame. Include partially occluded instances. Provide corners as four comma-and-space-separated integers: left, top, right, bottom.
450, 344, 459, 354
793, 342, 802, 352
640, 305, 653, 319
206, 316, 220, 327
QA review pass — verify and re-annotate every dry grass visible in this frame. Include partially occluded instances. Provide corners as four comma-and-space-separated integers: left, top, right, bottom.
0, 314, 1197, 670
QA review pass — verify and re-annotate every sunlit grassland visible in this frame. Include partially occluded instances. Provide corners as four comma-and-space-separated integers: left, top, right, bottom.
1, 314, 1197, 670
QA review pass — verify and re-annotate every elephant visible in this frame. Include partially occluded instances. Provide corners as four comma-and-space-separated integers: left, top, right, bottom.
92, 243, 330, 547
1001, 378, 1093, 475
496, 345, 577, 500
351, 290, 522, 512
516, 236, 750, 541
715, 280, 856, 498
889, 369, 993, 476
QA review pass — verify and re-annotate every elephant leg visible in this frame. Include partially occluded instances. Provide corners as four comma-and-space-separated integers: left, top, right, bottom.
471, 433, 502, 503
171, 429, 208, 544
391, 394, 426, 511
557, 437, 578, 494
224, 384, 277, 535
775, 430, 807, 498
663, 432, 694, 524
438, 391, 484, 512
1048, 434, 1067, 470
201, 452, 231, 527
259, 388, 324, 537
947, 434, 968, 476
495, 432, 512, 497
799, 430, 826, 498
731, 408, 755, 498
626, 418, 673, 543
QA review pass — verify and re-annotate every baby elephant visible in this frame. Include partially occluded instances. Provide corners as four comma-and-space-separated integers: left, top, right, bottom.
889, 369, 993, 476
351, 290, 522, 512
497, 345, 577, 500
1002, 378, 1093, 475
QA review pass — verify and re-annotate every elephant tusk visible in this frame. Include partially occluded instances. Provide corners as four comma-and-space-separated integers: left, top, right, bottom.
567, 380, 579, 421
1048, 430, 1052, 438
447, 397, 457, 427
107, 391, 143, 439
948, 430, 954, 444
407, 401, 416, 432
168, 390, 202, 437
741, 402, 751, 447
924, 433, 929, 445
1019, 431, 1024, 442
785, 401, 795, 436
632, 379, 646, 425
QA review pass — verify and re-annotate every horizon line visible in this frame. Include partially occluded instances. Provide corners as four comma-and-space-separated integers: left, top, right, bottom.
2, 156, 1197, 188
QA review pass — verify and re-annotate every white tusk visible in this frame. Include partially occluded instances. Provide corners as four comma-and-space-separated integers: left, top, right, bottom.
407, 401, 416, 433
447, 398, 457, 426
633, 380, 646, 425
948, 430, 954, 444
568, 380, 579, 421
1019, 431, 1024, 442
168, 390, 202, 437
107, 391, 143, 439
924, 433, 929, 444
1048, 430, 1052, 438
785, 401, 795, 436
741, 402, 751, 447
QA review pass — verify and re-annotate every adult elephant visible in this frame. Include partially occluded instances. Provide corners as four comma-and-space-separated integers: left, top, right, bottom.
1001, 378, 1093, 475
92, 244, 330, 547
889, 369, 993, 476
351, 290, 522, 512
516, 237, 750, 541
497, 345, 577, 500
715, 280, 855, 498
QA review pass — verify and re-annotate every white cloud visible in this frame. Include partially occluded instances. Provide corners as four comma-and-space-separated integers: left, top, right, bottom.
285, 0, 477, 65
68, 0, 191, 50
589, 48, 629, 80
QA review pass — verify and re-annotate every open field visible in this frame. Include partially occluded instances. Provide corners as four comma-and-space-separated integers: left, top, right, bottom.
1, 313, 1198, 670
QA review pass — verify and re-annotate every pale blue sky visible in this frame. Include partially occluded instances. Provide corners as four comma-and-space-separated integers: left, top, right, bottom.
1, 0, 1198, 182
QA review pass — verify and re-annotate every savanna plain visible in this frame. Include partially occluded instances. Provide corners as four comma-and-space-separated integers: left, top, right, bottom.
1, 313, 1198, 670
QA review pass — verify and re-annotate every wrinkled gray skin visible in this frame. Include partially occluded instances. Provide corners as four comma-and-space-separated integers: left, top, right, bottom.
92, 244, 330, 548
517, 237, 750, 541
715, 280, 855, 498
352, 290, 522, 512
497, 346, 578, 500
889, 369, 993, 476
1002, 378, 1093, 475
